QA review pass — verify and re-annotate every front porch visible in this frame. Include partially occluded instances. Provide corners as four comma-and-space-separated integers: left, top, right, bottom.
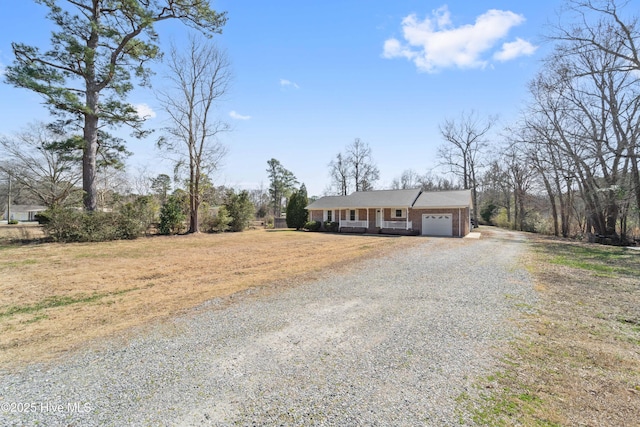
338, 220, 413, 229
337, 208, 413, 233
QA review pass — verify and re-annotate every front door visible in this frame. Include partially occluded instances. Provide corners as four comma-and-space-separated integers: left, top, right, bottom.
375, 209, 382, 227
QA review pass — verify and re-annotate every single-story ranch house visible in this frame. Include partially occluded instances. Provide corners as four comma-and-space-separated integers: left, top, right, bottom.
306, 189, 472, 237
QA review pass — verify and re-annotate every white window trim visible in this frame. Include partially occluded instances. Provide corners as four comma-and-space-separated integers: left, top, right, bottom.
349, 209, 358, 221
393, 208, 405, 219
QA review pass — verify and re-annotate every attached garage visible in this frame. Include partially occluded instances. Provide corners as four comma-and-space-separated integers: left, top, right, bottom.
410, 190, 472, 237
422, 213, 453, 236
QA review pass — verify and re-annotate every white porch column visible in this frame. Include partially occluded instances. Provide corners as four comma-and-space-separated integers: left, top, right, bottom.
406, 207, 409, 230
366, 208, 369, 230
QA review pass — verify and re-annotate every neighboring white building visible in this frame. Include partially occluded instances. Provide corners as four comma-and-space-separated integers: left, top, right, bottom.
3, 205, 47, 222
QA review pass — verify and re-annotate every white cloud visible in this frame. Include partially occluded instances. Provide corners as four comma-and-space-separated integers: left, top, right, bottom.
494, 38, 538, 61
135, 103, 156, 119
383, 5, 535, 73
229, 110, 251, 120
280, 79, 300, 89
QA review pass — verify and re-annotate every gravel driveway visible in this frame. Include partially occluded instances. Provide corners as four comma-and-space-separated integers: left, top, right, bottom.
1, 228, 536, 426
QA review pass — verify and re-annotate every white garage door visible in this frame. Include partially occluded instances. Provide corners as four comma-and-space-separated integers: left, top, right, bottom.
422, 214, 453, 236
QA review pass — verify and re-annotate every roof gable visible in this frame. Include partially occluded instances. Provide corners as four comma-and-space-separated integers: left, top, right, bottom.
412, 190, 472, 208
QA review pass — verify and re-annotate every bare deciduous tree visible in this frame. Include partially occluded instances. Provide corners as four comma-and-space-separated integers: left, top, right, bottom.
158, 36, 231, 233
554, 0, 639, 72
329, 153, 350, 196
438, 111, 496, 227
554, 0, 640, 230
328, 139, 380, 195
346, 138, 380, 192
0, 122, 82, 208
391, 169, 421, 190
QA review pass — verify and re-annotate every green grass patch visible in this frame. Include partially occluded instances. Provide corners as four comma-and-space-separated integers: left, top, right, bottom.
549, 256, 619, 275
461, 381, 560, 427
0, 259, 38, 268
541, 243, 639, 278
21, 314, 49, 324
0, 288, 137, 319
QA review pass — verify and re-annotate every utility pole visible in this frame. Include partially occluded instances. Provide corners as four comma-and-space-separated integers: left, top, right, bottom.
6, 172, 11, 223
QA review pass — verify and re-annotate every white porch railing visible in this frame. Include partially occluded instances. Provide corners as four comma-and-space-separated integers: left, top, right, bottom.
382, 220, 412, 229
340, 220, 368, 228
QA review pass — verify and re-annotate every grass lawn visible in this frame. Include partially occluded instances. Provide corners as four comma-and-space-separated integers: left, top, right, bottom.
0, 229, 418, 368
466, 230, 640, 426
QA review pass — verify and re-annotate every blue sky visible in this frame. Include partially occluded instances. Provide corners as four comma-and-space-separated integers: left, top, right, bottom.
0, 0, 567, 197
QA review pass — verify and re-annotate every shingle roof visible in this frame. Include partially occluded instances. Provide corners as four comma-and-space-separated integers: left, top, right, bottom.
4, 205, 47, 212
306, 189, 421, 209
306, 189, 472, 210
412, 190, 472, 208
304, 196, 346, 210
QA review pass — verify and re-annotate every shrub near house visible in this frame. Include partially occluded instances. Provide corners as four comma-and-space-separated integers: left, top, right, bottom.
286, 185, 308, 230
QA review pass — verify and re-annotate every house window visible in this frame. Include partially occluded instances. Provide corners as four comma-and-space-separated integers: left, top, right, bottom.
349, 210, 356, 221
327, 210, 332, 222
395, 209, 403, 218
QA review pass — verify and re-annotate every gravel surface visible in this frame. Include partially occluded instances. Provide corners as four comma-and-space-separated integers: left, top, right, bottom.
1, 229, 537, 426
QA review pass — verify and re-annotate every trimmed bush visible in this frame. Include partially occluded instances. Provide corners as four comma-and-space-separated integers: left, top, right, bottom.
201, 205, 231, 233
34, 212, 52, 225
41, 207, 146, 242
324, 221, 339, 232
304, 221, 320, 231
225, 190, 254, 232
120, 195, 158, 236
159, 195, 187, 235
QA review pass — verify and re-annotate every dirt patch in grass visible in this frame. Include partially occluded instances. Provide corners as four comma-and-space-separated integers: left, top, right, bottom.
0, 230, 419, 368
469, 232, 640, 426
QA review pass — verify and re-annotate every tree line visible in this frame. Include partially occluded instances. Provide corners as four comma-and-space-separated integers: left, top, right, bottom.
468, 0, 640, 244
2, 0, 638, 245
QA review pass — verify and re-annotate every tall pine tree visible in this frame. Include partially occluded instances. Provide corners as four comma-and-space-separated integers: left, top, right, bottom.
5, 1, 226, 211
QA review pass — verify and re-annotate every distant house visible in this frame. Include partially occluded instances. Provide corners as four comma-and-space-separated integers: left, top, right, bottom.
306, 189, 472, 237
3, 205, 47, 222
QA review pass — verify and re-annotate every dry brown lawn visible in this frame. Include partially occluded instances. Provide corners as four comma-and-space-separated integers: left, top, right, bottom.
0, 223, 45, 244
471, 229, 640, 426
0, 229, 418, 368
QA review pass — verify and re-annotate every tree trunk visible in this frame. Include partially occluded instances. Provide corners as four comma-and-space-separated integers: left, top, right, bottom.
630, 149, 640, 226
189, 172, 199, 233
83, 15, 99, 212
542, 174, 559, 236
471, 182, 479, 228
83, 109, 99, 212
559, 180, 571, 238
518, 187, 526, 231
